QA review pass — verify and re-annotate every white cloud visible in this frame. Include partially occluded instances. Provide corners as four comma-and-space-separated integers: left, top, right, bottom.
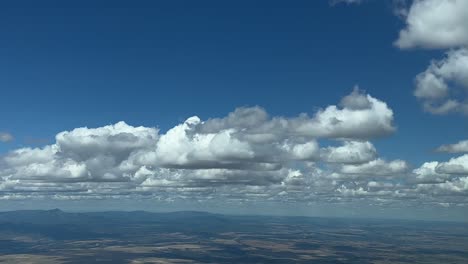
330, 0, 363, 5
395, 0, 468, 49
0, 132, 13, 142
436, 154, 468, 175
391, 1, 468, 116
136, 89, 394, 170
293, 88, 396, 139
437, 139, 468, 153
3, 145, 57, 167
416, 177, 468, 196
281, 141, 320, 161
414, 48, 468, 115
198, 88, 396, 141
3, 90, 391, 188
1, 122, 159, 183
412, 155, 468, 185
56, 121, 159, 162
338, 158, 409, 177
141, 167, 291, 188
321, 141, 377, 164
145, 118, 261, 169
413, 161, 451, 183
4, 90, 468, 207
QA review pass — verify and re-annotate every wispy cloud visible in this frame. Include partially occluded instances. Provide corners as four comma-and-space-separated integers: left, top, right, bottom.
0, 132, 13, 143
330, 0, 363, 6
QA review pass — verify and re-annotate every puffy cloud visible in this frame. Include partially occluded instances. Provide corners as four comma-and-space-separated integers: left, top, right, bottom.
3, 145, 57, 167
436, 139, 468, 153
0, 132, 13, 142
281, 169, 308, 187
436, 154, 468, 175
415, 177, 468, 196
199, 88, 395, 140
130, 89, 393, 170
438, 177, 468, 194
293, 88, 396, 139
320, 141, 377, 164
338, 159, 410, 177
405, 156, 468, 207
142, 118, 266, 169
2, 145, 88, 182
414, 48, 468, 115
140, 167, 291, 188
393, 1, 468, 116
129, 118, 320, 171
412, 161, 452, 184
5, 90, 468, 208
395, 0, 468, 49
9, 93, 401, 190
56, 121, 159, 162
5, 90, 392, 188
0, 122, 159, 183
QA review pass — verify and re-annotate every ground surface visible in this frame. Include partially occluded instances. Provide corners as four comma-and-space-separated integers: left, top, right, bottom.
0, 210, 467, 263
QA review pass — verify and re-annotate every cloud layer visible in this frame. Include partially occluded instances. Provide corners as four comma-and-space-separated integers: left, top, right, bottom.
1, 90, 466, 209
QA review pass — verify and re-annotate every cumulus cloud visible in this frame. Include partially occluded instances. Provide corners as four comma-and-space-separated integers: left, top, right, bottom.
56, 121, 159, 162
414, 48, 468, 115
320, 141, 377, 164
391, 0, 468, 116
0, 132, 13, 142
413, 161, 452, 184
395, 0, 468, 49
436, 139, 468, 153
293, 88, 396, 138
131, 88, 394, 170
415, 177, 468, 196
436, 154, 468, 175
2, 89, 393, 187
136, 116, 284, 170
404, 156, 468, 207
0, 89, 393, 204
199, 88, 395, 140
140, 167, 291, 188
1, 89, 467, 208
336, 158, 409, 177
1, 122, 159, 183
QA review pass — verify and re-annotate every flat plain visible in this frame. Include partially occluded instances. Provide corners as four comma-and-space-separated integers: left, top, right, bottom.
0, 210, 467, 263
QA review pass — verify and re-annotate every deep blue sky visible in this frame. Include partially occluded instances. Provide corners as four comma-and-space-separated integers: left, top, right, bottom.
0, 0, 465, 165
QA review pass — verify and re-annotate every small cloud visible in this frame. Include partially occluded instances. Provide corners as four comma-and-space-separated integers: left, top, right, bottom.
330, 0, 363, 6
392, 0, 409, 19
413, 48, 468, 116
436, 140, 468, 154
0, 132, 13, 142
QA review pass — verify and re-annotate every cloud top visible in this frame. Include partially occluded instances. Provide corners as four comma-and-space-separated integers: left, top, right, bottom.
395, 0, 468, 49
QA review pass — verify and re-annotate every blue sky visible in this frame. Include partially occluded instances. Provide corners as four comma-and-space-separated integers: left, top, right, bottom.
0, 0, 467, 220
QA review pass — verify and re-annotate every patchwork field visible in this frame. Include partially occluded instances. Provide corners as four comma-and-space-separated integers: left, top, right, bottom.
0, 210, 467, 263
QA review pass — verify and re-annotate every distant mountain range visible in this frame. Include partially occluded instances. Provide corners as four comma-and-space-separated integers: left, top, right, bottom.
0, 209, 223, 225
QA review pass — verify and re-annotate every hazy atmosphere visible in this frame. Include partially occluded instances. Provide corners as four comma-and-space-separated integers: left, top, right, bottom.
1, 0, 468, 222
